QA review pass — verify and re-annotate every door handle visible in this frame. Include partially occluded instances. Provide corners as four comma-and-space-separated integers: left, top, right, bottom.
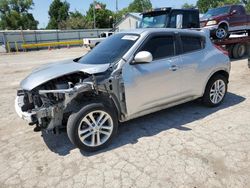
170, 65, 178, 71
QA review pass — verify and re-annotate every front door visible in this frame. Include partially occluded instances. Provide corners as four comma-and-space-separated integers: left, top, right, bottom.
122, 34, 182, 116
228, 5, 247, 31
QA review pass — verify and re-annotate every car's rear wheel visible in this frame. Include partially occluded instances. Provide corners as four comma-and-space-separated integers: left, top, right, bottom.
202, 75, 228, 107
67, 102, 118, 152
232, 43, 246, 59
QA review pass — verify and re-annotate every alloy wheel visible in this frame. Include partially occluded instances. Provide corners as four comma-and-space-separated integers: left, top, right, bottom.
77, 110, 114, 147
210, 79, 226, 104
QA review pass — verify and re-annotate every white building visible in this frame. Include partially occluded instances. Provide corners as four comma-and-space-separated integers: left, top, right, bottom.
115, 13, 142, 32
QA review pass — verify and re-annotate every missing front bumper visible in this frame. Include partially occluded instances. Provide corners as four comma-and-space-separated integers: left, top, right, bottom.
15, 96, 37, 123
15, 96, 63, 130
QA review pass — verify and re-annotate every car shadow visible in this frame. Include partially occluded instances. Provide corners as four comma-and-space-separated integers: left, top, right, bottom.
42, 92, 245, 156
230, 56, 248, 62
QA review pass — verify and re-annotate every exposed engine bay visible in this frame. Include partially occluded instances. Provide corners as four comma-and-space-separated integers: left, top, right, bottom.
15, 70, 126, 131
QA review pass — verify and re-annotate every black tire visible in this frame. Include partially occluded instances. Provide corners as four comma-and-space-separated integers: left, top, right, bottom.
202, 74, 228, 107
232, 43, 246, 59
215, 25, 229, 39
67, 102, 118, 152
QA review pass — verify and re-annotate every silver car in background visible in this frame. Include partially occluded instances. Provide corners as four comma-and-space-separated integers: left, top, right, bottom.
15, 28, 230, 151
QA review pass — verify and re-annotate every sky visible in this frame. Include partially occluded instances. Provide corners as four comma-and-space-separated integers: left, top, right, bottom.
31, 0, 198, 28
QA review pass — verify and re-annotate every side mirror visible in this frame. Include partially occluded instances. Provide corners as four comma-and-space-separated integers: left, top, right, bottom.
176, 14, 183, 29
132, 51, 153, 64
231, 10, 237, 15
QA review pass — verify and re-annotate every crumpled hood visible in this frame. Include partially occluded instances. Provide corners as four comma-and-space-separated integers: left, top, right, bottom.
20, 59, 110, 91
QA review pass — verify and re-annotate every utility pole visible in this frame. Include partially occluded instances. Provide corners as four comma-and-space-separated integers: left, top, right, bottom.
116, 0, 118, 13
93, 0, 96, 29
115, 0, 118, 23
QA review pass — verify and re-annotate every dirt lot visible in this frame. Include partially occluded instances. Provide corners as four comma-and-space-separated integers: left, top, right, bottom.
0, 48, 250, 188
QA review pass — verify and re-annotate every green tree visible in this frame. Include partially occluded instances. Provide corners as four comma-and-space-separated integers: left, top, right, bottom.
127, 0, 152, 12
86, 1, 113, 28
115, 7, 129, 22
197, 0, 242, 13
115, 0, 152, 22
60, 10, 92, 29
47, 0, 70, 29
182, 3, 196, 9
0, 0, 38, 29
242, 0, 250, 12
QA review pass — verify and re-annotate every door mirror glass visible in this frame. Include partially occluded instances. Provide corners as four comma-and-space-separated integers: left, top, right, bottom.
176, 14, 183, 29
231, 9, 237, 15
133, 51, 153, 64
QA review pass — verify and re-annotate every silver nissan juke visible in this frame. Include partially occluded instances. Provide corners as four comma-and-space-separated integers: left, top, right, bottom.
15, 28, 230, 151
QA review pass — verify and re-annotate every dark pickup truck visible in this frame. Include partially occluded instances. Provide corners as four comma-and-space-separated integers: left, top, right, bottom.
139, 6, 250, 59
200, 5, 250, 39
139, 7, 200, 29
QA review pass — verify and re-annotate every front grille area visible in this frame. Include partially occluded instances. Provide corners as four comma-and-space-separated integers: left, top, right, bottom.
200, 22, 206, 27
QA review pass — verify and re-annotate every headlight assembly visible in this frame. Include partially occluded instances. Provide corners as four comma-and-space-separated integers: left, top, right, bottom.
206, 20, 217, 26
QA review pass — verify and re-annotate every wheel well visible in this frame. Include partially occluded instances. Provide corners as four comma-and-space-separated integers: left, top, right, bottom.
210, 70, 229, 83
201, 70, 229, 97
219, 22, 228, 29
68, 91, 120, 117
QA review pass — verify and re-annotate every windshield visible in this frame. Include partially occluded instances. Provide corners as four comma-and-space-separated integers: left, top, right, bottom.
202, 6, 230, 19
78, 33, 139, 65
140, 12, 168, 28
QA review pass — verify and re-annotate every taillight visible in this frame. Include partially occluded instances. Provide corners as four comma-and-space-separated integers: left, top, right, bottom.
214, 44, 229, 56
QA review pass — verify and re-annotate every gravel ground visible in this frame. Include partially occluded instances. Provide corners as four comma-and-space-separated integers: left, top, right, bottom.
0, 48, 250, 188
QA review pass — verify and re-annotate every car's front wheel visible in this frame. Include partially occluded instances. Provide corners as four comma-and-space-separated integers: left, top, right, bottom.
202, 75, 228, 107
67, 102, 118, 152
215, 26, 229, 39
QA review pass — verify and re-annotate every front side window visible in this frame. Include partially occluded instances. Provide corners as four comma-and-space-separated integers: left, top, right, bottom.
140, 35, 175, 60
181, 35, 204, 53
202, 6, 230, 19
100, 33, 107, 38
78, 33, 139, 65
231, 5, 244, 15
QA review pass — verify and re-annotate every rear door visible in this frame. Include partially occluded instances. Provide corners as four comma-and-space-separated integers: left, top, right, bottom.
122, 33, 182, 116
177, 34, 206, 97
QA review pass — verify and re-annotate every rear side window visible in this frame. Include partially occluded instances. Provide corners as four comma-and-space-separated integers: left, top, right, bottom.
180, 35, 204, 53
183, 12, 200, 28
140, 36, 175, 60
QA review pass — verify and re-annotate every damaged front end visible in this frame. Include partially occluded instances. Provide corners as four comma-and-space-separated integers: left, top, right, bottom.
15, 72, 97, 131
